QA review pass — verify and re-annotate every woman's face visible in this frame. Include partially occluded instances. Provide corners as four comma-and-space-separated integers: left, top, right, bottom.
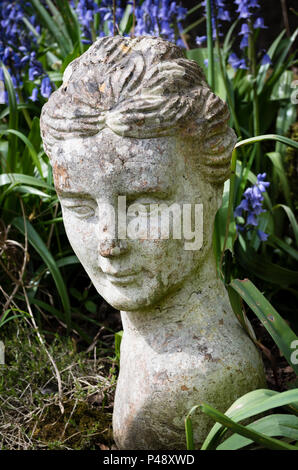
51, 129, 217, 311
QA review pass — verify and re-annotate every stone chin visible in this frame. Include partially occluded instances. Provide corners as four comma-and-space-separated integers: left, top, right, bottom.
92, 284, 161, 312
91, 272, 188, 312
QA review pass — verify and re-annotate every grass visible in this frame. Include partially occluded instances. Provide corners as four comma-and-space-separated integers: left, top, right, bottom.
0, 319, 117, 450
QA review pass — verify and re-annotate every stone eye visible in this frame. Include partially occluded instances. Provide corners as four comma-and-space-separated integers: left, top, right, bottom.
66, 205, 95, 218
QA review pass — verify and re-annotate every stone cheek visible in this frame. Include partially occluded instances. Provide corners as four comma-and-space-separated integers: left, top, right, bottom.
40, 35, 265, 450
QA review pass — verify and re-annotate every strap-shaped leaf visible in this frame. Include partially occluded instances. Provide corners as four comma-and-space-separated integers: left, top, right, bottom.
230, 278, 298, 374
12, 217, 71, 331
218, 414, 298, 450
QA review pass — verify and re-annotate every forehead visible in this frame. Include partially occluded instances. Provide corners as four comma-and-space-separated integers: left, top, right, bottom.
51, 130, 186, 196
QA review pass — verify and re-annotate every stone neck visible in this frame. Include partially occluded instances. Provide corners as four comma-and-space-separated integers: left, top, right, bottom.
120, 250, 232, 336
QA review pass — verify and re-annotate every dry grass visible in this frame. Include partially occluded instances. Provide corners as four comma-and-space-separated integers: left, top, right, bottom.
0, 319, 117, 450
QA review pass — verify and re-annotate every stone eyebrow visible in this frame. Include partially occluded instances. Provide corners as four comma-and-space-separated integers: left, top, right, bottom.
58, 188, 170, 198
124, 187, 171, 199
58, 191, 93, 200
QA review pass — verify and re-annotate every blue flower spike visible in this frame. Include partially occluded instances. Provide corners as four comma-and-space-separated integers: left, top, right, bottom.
234, 173, 270, 242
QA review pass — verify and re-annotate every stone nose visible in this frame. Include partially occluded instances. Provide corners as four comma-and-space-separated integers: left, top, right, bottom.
98, 238, 129, 257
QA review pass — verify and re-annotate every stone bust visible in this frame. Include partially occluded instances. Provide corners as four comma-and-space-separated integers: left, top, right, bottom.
40, 36, 265, 450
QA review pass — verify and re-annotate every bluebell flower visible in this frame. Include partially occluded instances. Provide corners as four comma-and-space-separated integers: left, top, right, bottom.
236, 5, 252, 19
233, 0, 269, 68
72, 0, 101, 42
0, 0, 48, 103
261, 53, 271, 66
72, 0, 126, 41
234, 173, 270, 241
248, 0, 260, 7
201, 0, 231, 40
239, 23, 250, 35
228, 53, 248, 70
134, 0, 187, 46
246, 213, 258, 226
40, 76, 52, 99
234, 198, 249, 216
254, 17, 267, 29
177, 5, 187, 21
196, 36, 207, 46
255, 172, 270, 191
217, 8, 231, 22
257, 229, 268, 241
29, 87, 39, 102
240, 35, 249, 49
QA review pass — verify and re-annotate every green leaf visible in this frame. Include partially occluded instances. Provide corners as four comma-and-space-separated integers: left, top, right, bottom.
235, 239, 298, 285
0, 173, 53, 191
213, 179, 236, 271
0, 129, 43, 177
222, 19, 239, 57
23, 295, 92, 344
186, 48, 226, 100
182, 17, 205, 35
56, 256, 79, 268
199, 403, 297, 450
0, 309, 29, 328
119, 4, 133, 34
185, 405, 198, 450
218, 414, 298, 450
271, 70, 294, 101
257, 29, 286, 94
201, 388, 298, 450
270, 234, 298, 261
0, 102, 39, 121
235, 134, 298, 150
273, 204, 298, 248
230, 278, 298, 374
47, 71, 63, 83
1, 64, 18, 172
70, 287, 83, 301
115, 330, 123, 364
226, 285, 253, 338
21, 117, 42, 176
186, 3, 203, 16
12, 217, 71, 331
30, 0, 73, 57
84, 300, 97, 314
7, 185, 51, 199
266, 28, 298, 91
266, 152, 292, 207
45, 0, 74, 46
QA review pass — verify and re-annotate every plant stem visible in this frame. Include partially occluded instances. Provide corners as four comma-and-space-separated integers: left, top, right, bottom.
215, 39, 242, 139
187, 2, 203, 16
248, 21, 261, 173
132, 0, 136, 37
206, 0, 215, 90
182, 17, 205, 35
280, 0, 291, 38
214, 22, 246, 171
220, 148, 237, 272
17, 90, 32, 129
113, 0, 116, 36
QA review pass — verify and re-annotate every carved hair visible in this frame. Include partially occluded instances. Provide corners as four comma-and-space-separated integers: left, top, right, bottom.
40, 36, 236, 184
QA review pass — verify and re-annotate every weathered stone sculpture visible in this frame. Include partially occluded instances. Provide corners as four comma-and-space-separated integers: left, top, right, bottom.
40, 36, 265, 450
